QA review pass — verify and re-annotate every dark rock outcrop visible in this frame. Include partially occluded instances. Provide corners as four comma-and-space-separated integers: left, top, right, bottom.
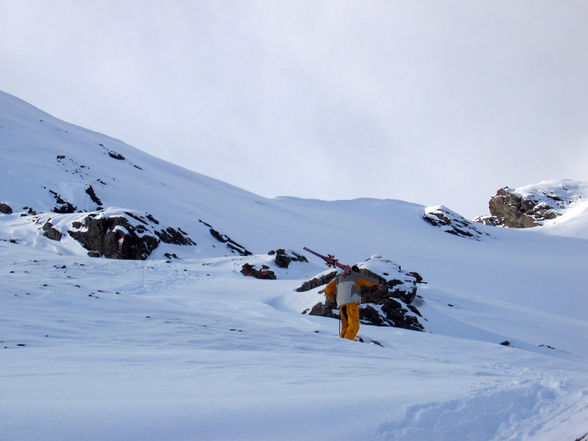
42, 221, 62, 241
107, 150, 125, 160
155, 226, 197, 246
0, 203, 12, 214
424, 205, 490, 240
69, 214, 158, 259
240, 263, 276, 280
48, 190, 77, 214
486, 188, 544, 228
296, 270, 338, 292
476, 181, 586, 228
199, 219, 251, 256
68, 211, 195, 259
85, 185, 103, 207
270, 248, 308, 268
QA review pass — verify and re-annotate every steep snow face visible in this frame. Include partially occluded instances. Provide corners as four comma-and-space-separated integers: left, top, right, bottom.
0, 90, 267, 258
0, 89, 494, 262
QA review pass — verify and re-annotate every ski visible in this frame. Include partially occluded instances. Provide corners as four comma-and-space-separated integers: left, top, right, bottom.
303, 247, 348, 271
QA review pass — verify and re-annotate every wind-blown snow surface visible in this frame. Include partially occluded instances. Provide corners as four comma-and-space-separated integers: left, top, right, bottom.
1, 90, 588, 440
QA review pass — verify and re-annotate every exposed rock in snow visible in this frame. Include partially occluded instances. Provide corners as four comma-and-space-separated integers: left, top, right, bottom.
296, 270, 337, 292
240, 263, 277, 279
424, 205, 490, 240
68, 210, 195, 259
85, 185, 103, 207
42, 220, 62, 241
269, 248, 308, 268
198, 219, 252, 256
476, 180, 588, 228
0, 202, 13, 214
48, 189, 77, 214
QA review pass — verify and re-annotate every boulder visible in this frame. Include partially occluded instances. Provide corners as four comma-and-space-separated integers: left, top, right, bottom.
0, 203, 12, 214
488, 188, 540, 228
271, 248, 308, 269
42, 221, 62, 241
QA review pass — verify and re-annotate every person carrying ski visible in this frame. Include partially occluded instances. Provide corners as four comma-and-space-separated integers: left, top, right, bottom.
323, 265, 381, 341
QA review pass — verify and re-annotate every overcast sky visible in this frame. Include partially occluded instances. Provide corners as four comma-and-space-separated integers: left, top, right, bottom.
1, 1, 587, 217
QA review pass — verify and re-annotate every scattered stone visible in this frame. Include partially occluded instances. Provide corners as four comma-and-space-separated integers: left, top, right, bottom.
240, 263, 276, 280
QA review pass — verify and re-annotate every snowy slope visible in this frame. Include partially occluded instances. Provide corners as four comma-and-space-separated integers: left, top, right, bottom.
1, 91, 588, 441
522, 180, 588, 239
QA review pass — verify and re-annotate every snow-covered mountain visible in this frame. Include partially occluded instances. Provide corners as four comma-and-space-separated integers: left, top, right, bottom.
1, 90, 588, 441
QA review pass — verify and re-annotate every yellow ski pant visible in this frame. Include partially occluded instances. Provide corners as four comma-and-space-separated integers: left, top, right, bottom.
339, 302, 360, 340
